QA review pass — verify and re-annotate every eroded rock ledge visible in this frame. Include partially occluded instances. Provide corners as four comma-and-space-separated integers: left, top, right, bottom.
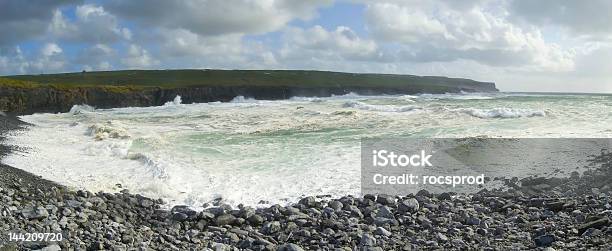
0, 70, 498, 114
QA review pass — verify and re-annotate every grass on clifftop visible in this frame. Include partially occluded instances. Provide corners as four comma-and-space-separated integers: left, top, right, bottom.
1, 69, 494, 91
0, 77, 146, 93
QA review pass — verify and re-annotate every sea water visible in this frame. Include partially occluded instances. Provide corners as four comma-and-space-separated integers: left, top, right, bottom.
3, 92, 612, 208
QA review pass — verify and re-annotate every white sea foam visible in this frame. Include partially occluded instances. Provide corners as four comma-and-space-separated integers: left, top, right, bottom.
457, 107, 546, 118
164, 95, 182, 106
418, 93, 498, 100
126, 152, 169, 179
343, 101, 421, 112
289, 96, 324, 102
69, 104, 95, 115
3, 92, 611, 209
230, 95, 256, 103
87, 121, 130, 140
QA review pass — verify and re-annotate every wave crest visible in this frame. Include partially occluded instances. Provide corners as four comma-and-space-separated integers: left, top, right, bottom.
343, 101, 420, 112
69, 104, 95, 115
164, 95, 182, 106
126, 152, 169, 179
230, 96, 258, 103
457, 108, 546, 118
87, 121, 131, 140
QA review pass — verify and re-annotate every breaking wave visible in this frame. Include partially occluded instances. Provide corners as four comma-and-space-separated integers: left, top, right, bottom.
230, 96, 258, 103
457, 107, 546, 118
69, 104, 95, 115
418, 93, 498, 100
164, 95, 182, 106
8, 91, 610, 208
126, 152, 169, 179
343, 101, 421, 112
87, 121, 131, 140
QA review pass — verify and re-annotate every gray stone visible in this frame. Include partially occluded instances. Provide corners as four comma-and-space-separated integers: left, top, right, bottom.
375, 227, 392, 237
534, 234, 555, 247
437, 192, 452, 200
139, 199, 154, 208
451, 239, 466, 247
578, 217, 610, 233
199, 211, 215, 220
215, 214, 236, 226
466, 217, 481, 226
247, 214, 264, 225
172, 205, 197, 218
348, 205, 363, 218
299, 196, 316, 207
416, 190, 431, 197
329, 200, 343, 211
359, 233, 376, 246
262, 221, 281, 234
376, 194, 395, 206
39, 244, 61, 251
278, 243, 305, 251
213, 243, 231, 251
477, 228, 488, 235
376, 206, 395, 219
172, 212, 188, 221
65, 200, 82, 208
238, 206, 255, 219
285, 206, 301, 215
205, 207, 226, 217
398, 198, 419, 214
21, 206, 48, 220
436, 233, 448, 242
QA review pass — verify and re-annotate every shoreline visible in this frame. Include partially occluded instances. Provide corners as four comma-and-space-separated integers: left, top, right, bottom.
1, 69, 498, 115
0, 115, 63, 193
2, 116, 612, 250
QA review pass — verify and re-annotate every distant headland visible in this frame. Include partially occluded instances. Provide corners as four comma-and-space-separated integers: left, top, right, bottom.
0, 69, 497, 114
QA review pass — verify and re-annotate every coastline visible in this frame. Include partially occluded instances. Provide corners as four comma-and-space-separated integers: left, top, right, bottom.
2, 116, 612, 250
0, 70, 498, 115
0, 115, 63, 193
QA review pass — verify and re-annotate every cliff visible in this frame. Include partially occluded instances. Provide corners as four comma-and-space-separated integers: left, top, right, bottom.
0, 70, 497, 115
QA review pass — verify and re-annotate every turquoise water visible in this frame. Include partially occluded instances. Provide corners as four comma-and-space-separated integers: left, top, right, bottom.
3, 92, 612, 207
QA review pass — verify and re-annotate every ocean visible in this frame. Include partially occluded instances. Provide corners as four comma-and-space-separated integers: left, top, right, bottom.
3, 92, 612, 208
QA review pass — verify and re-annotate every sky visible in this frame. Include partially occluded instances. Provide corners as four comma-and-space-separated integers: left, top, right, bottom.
0, 0, 611, 93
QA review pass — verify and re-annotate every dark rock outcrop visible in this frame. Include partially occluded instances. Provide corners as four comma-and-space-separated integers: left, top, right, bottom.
0, 84, 498, 115
0, 70, 498, 114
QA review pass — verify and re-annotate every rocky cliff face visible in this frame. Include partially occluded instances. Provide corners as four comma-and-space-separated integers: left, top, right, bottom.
0, 83, 497, 115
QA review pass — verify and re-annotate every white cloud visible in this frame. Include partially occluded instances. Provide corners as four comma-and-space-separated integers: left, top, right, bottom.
0, 46, 28, 75
0, 44, 66, 74
509, 0, 612, 38
121, 44, 158, 68
74, 44, 116, 71
364, 1, 575, 71
159, 29, 244, 58
0, 0, 80, 46
281, 25, 383, 62
49, 4, 132, 44
365, 3, 450, 43
41, 43, 63, 57
148, 27, 281, 69
106, 0, 332, 36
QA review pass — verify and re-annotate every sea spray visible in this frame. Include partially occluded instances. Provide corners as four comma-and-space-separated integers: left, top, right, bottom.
87, 121, 130, 140
164, 95, 182, 106
69, 104, 95, 115
343, 100, 421, 112
3, 92, 611, 208
456, 107, 546, 118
